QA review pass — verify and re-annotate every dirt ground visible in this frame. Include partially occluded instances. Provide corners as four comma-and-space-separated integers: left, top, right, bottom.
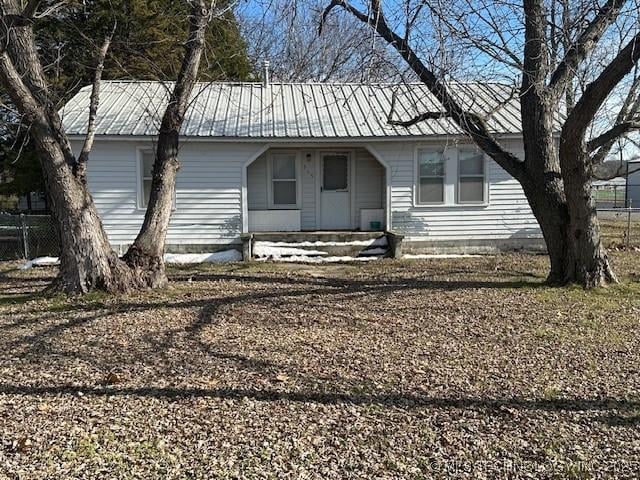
1, 252, 639, 479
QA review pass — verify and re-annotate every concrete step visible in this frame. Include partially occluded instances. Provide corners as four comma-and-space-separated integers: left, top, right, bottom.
252, 232, 389, 258
252, 231, 385, 243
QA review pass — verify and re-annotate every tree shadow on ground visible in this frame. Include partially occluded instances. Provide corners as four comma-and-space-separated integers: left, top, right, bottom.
1, 270, 547, 338
596, 414, 640, 426
0, 382, 637, 416
3, 266, 637, 428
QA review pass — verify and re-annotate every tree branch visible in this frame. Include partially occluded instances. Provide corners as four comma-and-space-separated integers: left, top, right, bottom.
547, 0, 627, 96
0, 50, 42, 125
388, 111, 449, 127
319, 0, 369, 33
563, 30, 640, 143
588, 120, 640, 153
21, 0, 41, 18
592, 160, 640, 180
320, 0, 525, 181
75, 25, 115, 179
125, 0, 211, 259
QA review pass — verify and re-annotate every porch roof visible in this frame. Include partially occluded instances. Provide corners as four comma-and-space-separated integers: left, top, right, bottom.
61, 81, 562, 139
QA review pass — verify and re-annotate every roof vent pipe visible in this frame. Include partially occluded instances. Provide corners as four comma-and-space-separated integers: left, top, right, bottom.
262, 59, 270, 86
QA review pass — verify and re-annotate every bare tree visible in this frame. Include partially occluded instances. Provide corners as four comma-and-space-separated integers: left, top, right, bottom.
0, 0, 213, 293
239, 0, 405, 82
321, 0, 640, 287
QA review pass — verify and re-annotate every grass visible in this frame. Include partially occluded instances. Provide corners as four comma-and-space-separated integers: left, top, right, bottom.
0, 251, 639, 478
600, 215, 640, 248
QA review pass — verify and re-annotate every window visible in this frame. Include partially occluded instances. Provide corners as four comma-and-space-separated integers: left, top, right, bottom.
458, 151, 485, 203
417, 149, 445, 204
270, 153, 297, 207
322, 154, 349, 191
140, 151, 154, 208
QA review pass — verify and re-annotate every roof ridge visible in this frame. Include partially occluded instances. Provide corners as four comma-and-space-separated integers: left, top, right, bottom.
83, 80, 514, 88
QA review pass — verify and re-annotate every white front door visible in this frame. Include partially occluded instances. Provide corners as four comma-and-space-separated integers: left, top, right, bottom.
320, 153, 351, 230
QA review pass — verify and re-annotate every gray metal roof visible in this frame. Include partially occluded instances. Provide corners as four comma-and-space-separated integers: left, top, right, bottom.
60, 81, 552, 138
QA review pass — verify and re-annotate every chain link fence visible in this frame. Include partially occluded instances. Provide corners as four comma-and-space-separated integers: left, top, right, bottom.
0, 214, 59, 260
598, 208, 640, 249
594, 183, 631, 209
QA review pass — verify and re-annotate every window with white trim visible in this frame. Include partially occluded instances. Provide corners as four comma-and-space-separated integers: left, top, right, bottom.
458, 150, 485, 204
417, 149, 445, 204
140, 151, 154, 208
270, 153, 297, 207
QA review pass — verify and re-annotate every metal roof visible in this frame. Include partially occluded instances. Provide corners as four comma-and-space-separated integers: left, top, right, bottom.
60, 81, 554, 138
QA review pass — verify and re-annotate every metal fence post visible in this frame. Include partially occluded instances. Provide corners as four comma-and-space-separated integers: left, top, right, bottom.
20, 213, 29, 259
627, 200, 633, 250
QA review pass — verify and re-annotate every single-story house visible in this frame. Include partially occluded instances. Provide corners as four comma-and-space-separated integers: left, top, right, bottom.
61, 80, 550, 258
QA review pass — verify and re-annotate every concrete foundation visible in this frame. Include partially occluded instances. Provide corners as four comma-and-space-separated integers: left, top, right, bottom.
401, 237, 546, 255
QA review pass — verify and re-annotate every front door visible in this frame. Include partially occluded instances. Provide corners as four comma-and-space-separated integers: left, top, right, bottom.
320, 153, 351, 230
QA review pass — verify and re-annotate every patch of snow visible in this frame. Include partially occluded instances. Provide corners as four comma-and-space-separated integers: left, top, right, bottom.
257, 255, 381, 263
402, 253, 483, 259
256, 237, 388, 248
20, 256, 60, 269
253, 243, 328, 259
21, 250, 242, 270
164, 250, 242, 264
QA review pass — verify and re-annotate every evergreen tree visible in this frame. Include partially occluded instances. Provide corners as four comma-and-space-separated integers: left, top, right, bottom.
39, 0, 251, 98
0, 0, 251, 202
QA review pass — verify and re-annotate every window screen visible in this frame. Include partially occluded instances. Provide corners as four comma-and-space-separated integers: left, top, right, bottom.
458, 151, 485, 203
141, 152, 154, 207
271, 153, 297, 206
323, 155, 349, 191
417, 150, 445, 204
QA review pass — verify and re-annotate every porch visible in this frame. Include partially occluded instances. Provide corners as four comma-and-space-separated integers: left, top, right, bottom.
243, 146, 390, 234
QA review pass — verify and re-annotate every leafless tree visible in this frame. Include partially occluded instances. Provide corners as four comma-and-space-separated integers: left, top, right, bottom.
321, 0, 640, 287
0, 0, 213, 293
238, 0, 405, 82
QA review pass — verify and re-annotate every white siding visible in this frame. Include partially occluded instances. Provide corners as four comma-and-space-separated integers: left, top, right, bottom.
247, 154, 268, 210
79, 138, 540, 249
80, 140, 267, 247
355, 149, 385, 228
368, 140, 540, 241
300, 150, 317, 230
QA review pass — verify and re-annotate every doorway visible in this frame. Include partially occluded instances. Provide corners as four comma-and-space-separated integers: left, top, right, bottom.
319, 152, 351, 230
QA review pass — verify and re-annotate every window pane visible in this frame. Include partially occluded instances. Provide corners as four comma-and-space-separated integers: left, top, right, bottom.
459, 151, 483, 175
459, 177, 484, 203
419, 177, 444, 203
273, 181, 296, 205
419, 150, 444, 176
143, 179, 152, 207
272, 155, 296, 179
142, 152, 154, 177
323, 155, 348, 190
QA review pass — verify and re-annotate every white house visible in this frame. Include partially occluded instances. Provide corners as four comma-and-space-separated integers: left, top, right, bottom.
61, 80, 551, 258
627, 160, 640, 208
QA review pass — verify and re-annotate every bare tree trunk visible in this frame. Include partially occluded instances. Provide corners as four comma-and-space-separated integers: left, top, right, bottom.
1, 0, 211, 294
40, 141, 135, 293
559, 139, 617, 287
521, 176, 570, 284
518, 13, 572, 285
123, 0, 209, 287
0, 3, 136, 294
555, 28, 640, 287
